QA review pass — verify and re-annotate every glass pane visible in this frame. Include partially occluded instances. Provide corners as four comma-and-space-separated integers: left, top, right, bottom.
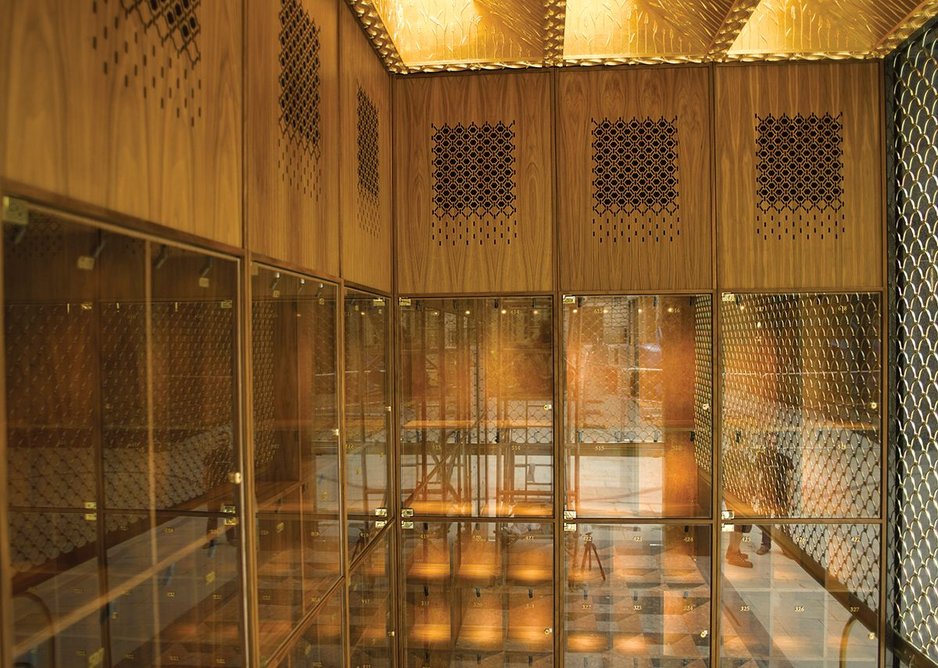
345, 290, 391, 557
151, 244, 240, 511
350, 530, 394, 667
403, 520, 554, 664
721, 293, 881, 519
563, 523, 711, 665
563, 295, 712, 518
4, 214, 245, 666
400, 298, 554, 518
252, 267, 341, 659
289, 587, 345, 667
721, 523, 879, 666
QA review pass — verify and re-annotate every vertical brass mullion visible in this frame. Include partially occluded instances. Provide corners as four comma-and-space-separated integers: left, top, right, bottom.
144, 241, 163, 666
0, 191, 13, 668
549, 66, 565, 668
239, 257, 261, 668
708, 61, 722, 668
338, 280, 352, 667
878, 55, 890, 668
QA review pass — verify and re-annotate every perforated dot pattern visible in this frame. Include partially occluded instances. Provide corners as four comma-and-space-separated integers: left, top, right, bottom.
278, 0, 323, 199
591, 117, 681, 244
755, 113, 845, 241
891, 19, 938, 664
357, 86, 381, 238
91, 0, 204, 126
430, 122, 518, 247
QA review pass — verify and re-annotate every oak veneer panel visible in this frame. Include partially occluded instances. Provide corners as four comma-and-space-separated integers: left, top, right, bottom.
339, 7, 392, 293
0, 0, 242, 247
246, 0, 339, 276
557, 67, 712, 292
394, 72, 553, 294
715, 62, 883, 290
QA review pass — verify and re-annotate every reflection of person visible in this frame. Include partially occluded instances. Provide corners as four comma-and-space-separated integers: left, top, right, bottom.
726, 524, 753, 568
754, 437, 793, 556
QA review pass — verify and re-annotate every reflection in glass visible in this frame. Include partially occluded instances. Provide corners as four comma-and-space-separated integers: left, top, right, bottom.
252, 266, 340, 660
288, 587, 345, 667
350, 531, 394, 667
4, 214, 245, 666
400, 297, 553, 518
403, 521, 553, 665
721, 293, 881, 519
564, 295, 712, 518
345, 290, 391, 558
564, 523, 711, 664
721, 523, 879, 666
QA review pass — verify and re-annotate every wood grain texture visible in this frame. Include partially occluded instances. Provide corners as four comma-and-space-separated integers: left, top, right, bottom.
246, 0, 339, 276
715, 62, 884, 289
339, 6, 392, 293
557, 66, 712, 292
0, 0, 242, 247
394, 72, 553, 294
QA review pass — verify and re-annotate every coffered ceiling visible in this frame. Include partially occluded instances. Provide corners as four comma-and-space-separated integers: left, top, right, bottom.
345, 0, 938, 73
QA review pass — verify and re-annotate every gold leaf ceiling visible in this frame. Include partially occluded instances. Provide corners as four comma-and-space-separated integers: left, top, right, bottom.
345, 0, 938, 73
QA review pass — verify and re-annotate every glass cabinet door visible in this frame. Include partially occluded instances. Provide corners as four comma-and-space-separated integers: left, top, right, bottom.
399, 297, 553, 519
402, 520, 554, 666
345, 290, 392, 559
4, 211, 245, 667
563, 295, 712, 518
252, 266, 341, 662
563, 523, 711, 665
349, 530, 395, 667
720, 293, 881, 520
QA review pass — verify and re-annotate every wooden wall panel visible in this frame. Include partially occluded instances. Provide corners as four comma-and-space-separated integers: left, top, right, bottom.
557, 67, 712, 292
0, 0, 242, 247
339, 6, 392, 293
394, 72, 553, 294
246, 0, 339, 276
715, 62, 883, 290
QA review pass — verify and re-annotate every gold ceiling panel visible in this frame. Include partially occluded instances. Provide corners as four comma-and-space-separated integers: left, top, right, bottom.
728, 0, 925, 59
563, 0, 736, 64
345, 0, 938, 73
369, 0, 550, 70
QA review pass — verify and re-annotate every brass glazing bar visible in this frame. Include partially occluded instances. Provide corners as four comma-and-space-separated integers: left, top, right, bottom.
708, 61, 721, 668
0, 188, 12, 668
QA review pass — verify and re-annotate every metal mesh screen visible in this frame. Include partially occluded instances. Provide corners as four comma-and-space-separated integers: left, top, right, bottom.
721, 293, 881, 520
890, 17, 938, 664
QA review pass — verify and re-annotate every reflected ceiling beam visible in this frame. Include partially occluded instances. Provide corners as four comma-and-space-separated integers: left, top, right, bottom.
707, 0, 762, 60
872, 0, 938, 55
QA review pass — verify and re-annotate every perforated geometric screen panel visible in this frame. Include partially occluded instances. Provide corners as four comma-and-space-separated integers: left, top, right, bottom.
278, 0, 323, 198
357, 86, 381, 238
755, 113, 845, 241
591, 117, 680, 244
92, 0, 204, 125
430, 121, 518, 247
890, 17, 938, 664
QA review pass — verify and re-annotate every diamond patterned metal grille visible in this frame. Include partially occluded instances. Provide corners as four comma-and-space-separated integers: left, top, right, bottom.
357, 86, 381, 238
721, 293, 881, 520
590, 117, 681, 244
755, 113, 846, 241
278, 0, 323, 198
694, 295, 713, 477
890, 17, 938, 664
430, 122, 518, 247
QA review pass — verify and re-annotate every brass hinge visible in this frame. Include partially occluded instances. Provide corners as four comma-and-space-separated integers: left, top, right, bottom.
562, 295, 576, 304
398, 297, 412, 307
2, 196, 28, 226
401, 507, 414, 518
